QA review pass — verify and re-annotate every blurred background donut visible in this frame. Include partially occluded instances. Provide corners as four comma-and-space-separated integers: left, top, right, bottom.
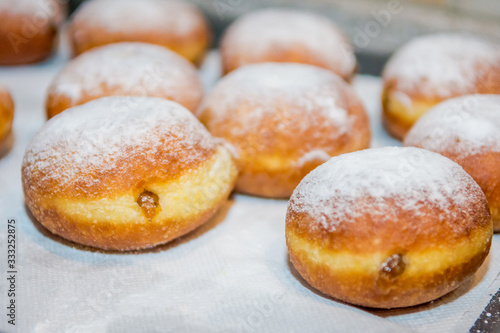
61, 0, 500, 76
220, 9, 356, 80
405, 95, 500, 232
0, 0, 66, 65
382, 34, 500, 140
68, 0, 212, 63
46, 42, 204, 118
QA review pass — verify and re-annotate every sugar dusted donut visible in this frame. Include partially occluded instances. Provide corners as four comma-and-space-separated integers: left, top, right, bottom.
0, 84, 14, 145
46, 42, 204, 118
220, 9, 356, 80
0, 0, 65, 65
69, 0, 211, 63
405, 94, 500, 232
382, 34, 500, 140
286, 147, 492, 308
22, 97, 238, 251
197, 63, 370, 198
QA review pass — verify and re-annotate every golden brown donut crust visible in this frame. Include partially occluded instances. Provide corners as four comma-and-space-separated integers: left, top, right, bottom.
287, 232, 491, 309
286, 147, 493, 308
23, 132, 214, 199
435, 152, 500, 232
198, 63, 370, 198
0, 0, 64, 65
0, 86, 14, 145
23, 97, 238, 250
24, 149, 237, 250
68, 0, 211, 63
381, 34, 500, 140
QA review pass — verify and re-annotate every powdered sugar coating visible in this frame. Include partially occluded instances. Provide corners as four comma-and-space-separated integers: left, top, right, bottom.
221, 9, 356, 79
0, 0, 64, 24
383, 34, 500, 98
72, 0, 203, 37
289, 147, 484, 232
295, 149, 332, 168
48, 42, 203, 111
23, 97, 215, 195
405, 95, 500, 156
198, 63, 356, 138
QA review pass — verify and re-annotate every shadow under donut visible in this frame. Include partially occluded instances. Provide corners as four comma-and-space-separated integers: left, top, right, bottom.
285, 251, 490, 315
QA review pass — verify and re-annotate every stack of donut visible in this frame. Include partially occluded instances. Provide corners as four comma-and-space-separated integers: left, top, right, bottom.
0, 0, 494, 311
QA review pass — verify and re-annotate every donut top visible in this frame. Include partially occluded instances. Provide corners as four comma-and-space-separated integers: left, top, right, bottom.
383, 34, 500, 98
48, 42, 202, 108
199, 63, 356, 136
405, 95, 500, 156
72, 0, 204, 35
23, 97, 215, 196
222, 9, 356, 79
289, 147, 485, 233
0, 0, 63, 23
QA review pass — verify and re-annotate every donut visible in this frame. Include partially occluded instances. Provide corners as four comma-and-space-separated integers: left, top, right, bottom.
220, 9, 356, 80
46, 42, 204, 119
22, 97, 238, 251
405, 94, 500, 232
0, 0, 65, 65
197, 63, 370, 198
68, 0, 211, 63
0, 84, 14, 145
381, 34, 500, 140
286, 146, 492, 308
